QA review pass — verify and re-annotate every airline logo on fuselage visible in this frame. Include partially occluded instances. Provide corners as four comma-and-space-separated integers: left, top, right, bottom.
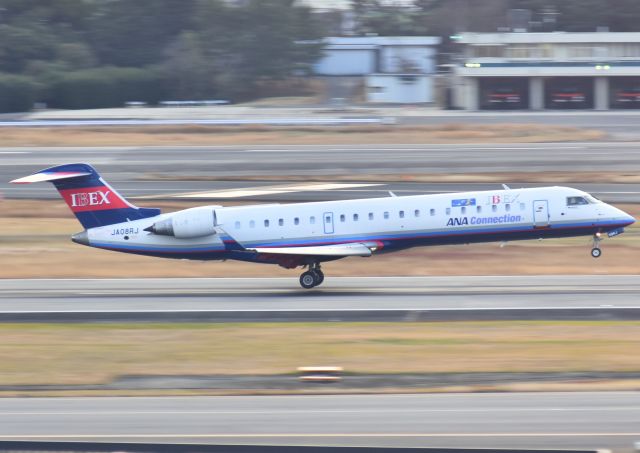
447, 214, 523, 227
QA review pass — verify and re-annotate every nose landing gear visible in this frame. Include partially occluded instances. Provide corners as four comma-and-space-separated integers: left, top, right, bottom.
591, 233, 602, 258
299, 263, 324, 289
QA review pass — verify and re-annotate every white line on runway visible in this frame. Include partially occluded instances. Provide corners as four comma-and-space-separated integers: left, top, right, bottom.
1, 433, 639, 439
3, 406, 639, 416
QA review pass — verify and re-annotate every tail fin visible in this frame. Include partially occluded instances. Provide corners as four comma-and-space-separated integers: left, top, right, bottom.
10, 163, 161, 229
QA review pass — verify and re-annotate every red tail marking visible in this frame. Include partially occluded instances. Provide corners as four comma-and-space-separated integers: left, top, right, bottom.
59, 186, 129, 212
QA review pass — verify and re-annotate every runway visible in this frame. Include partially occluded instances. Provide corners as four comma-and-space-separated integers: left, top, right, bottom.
1, 276, 639, 322
3, 142, 640, 203
1, 392, 639, 450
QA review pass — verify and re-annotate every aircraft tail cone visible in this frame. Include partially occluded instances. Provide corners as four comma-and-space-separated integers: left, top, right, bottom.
71, 230, 89, 246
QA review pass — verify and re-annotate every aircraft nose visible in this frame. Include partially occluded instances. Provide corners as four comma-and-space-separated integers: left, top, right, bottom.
71, 230, 89, 246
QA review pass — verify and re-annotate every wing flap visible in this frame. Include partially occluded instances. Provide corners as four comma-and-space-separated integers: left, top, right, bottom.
250, 242, 374, 257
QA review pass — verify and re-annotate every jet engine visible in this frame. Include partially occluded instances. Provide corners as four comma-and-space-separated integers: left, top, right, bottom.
144, 207, 219, 239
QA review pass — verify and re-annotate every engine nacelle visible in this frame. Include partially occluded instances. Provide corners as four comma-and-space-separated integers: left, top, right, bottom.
145, 207, 219, 239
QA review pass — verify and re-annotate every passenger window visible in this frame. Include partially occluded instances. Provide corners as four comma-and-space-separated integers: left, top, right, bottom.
477, 206, 482, 213
505, 204, 510, 212
384, 211, 390, 219
310, 216, 315, 224
519, 203, 525, 211
325, 215, 331, 224
353, 213, 359, 221
235, 221, 241, 229
492, 205, 497, 212
399, 210, 404, 218
446, 208, 451, 215
294, 217, 299, 225
369, 212, 374, 220
250, 220, 255, 228
414, 209, 420, 217
430, 209, 435, 216
279, 218, 284, 226
567, 196, 588, 206
264, 219, 270, 227
340, 214, 345, 222
461, 207, 466, 214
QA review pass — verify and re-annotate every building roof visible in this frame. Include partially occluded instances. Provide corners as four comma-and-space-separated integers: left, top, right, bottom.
459, 32, 640, 45
325, 36, 441, 46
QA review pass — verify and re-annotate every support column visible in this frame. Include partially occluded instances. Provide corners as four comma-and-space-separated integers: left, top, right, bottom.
594, 76, 609, 111
464, 77, 479, 111
528, 77, 544, 110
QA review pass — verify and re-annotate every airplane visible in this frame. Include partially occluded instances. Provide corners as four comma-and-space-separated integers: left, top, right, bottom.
11, 163, 636, 289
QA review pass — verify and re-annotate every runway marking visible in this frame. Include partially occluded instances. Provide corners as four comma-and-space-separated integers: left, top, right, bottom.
169, 183, 383, 199
1, 433, 639, 439
3, 406, 640, 416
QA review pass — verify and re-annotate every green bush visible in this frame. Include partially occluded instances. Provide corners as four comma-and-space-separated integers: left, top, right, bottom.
0, 75, 36, 113
47, 67, 167, 109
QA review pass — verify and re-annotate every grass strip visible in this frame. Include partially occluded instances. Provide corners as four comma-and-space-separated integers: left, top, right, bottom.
1, 321, 639, 386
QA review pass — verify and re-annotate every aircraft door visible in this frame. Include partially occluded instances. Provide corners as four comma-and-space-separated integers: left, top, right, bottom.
533, 200, 550, 228
323, 212, 334, 234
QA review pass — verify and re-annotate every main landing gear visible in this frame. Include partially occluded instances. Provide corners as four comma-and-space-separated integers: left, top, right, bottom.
299, 264, 324, 289
591, 233, 602, 258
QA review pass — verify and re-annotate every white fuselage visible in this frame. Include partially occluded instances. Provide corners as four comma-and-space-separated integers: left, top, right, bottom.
80, 186, 634, 265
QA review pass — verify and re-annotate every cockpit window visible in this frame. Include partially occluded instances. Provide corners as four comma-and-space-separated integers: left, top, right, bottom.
567, 196, 589, 206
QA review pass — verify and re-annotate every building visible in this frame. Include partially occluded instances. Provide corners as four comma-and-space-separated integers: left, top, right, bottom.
314, 36, 441, 104
453, 32, 640, 110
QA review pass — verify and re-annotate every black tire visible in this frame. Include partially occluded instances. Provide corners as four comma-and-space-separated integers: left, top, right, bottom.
314, 270, 325, 286
591, 247, 602, 258
300, 271, 317, 289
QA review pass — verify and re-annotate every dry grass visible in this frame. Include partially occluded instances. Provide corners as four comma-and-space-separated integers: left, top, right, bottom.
0, 123, 604, 146
0, 321, 639, 386
0, 200, 638, 278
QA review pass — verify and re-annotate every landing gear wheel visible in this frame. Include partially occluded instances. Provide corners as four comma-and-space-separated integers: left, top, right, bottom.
300, 271, 317, 289
591, 247, 602, 258
313, 270, 324, 286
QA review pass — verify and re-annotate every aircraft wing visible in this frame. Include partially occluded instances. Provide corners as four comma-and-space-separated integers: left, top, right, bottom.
249, 242, 375, 257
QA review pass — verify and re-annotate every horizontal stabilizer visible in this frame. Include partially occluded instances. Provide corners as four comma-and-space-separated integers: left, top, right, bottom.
250, 242, 373, 257
11, 171, 92, 184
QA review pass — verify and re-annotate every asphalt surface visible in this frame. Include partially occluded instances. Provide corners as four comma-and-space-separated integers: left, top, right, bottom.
1, 276, 639, 322
3, 143, 640, 203
1, 393, 639, 451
